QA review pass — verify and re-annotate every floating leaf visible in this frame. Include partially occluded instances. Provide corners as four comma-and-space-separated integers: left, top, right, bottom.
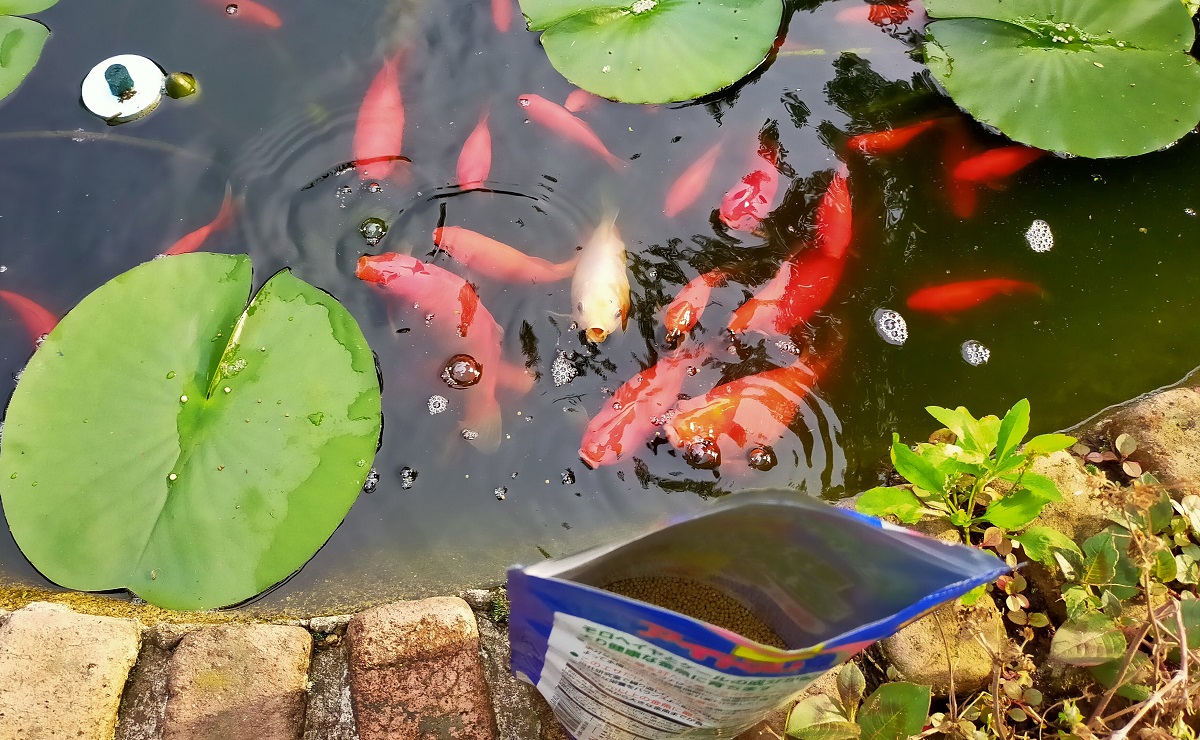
1012, 526, 1083, 566
855, 486, 926, 525
519, 0, 784, 104
858, 682, 930, 740
0, 16, 49, 104
1051, 612, 1127, 666
0, 0, 58, 13
923, 0, 1200, 157
0, 254, 382, 610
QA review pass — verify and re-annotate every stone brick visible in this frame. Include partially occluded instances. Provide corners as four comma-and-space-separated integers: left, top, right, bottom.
161, 624, 312, 740
348, 597, 496, 740
0, 601, 141, 740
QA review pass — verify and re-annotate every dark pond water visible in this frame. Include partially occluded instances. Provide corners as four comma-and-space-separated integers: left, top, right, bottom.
1, 0, 1198, 612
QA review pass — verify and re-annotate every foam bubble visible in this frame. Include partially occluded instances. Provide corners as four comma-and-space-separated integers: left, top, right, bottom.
1025, 219, 1053, 252
961, 340, 991, 366
873, 309, 908, 346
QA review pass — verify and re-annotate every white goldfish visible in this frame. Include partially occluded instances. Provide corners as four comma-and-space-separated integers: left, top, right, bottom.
571, 212, 630, 343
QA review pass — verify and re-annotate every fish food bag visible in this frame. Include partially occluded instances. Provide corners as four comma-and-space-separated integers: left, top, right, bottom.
507, 490, 1007, 739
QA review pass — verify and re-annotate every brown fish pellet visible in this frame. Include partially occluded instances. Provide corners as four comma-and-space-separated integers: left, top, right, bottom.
602, 576, 786, 649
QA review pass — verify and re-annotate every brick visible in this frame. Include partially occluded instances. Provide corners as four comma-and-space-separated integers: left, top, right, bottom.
348, 597, 495, 740
0, 601, 141, 740
161, 624, 311, 740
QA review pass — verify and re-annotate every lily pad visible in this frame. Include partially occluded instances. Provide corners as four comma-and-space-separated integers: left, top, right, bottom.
0, 254, 382, 610
520, 0, 783, 104
0, 0, 58, 14
923, 0, 1200, 157
0, 16, 49, 104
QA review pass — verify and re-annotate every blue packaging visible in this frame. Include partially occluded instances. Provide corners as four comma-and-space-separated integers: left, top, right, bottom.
507, 491, 1006, 739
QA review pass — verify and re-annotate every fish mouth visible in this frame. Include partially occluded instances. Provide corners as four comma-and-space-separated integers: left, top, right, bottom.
585, 327, 609, 343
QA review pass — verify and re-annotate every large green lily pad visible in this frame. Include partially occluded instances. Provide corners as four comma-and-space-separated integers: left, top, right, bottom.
923, 0, 1200, 157
0, 0, 59, 14
0, 254, 382, 610
0, 16, 49, 104
520, 0, 783, 104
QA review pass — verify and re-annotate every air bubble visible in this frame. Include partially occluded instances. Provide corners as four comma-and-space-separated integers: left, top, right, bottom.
461, 429, 480, 441
748, 446, 777, 471
873, 308, 908, 346
362, 468, 380, 493
399, 466, 418, 489
961, 340, 991, 366
775, 338, 801, 356
225, 4, 238, 15
442, 354, 483, 389
428, 395, 449, 414
366, 182, 383, 193
683, 439, 721, 470
360, 217, 388, 246
1025, 219, 1053, 252
551, 351, 578, 387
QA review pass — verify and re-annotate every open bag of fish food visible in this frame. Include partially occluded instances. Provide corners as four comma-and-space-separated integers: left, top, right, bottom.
507, 491, 1007, 739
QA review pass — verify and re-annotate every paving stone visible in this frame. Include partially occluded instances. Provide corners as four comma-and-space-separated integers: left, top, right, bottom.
472, 612, 540, 740
348, 597, 496, 740
0, 601, 141, 740
161, 624, 312, 740
304, 640, 358, 740
114, 642, 172, 740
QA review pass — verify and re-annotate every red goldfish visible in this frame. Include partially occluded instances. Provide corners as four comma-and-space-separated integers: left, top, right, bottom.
663, 270, 724, 341
356, 253, 506, 451
906, 278, 1041, 314
579, 345, 709, 468
728, 248, 846, 336
456, 109, 492, 190
209, 0, 281, 28
814, 171, 852, 259
846, 119, 937, 156
834, 2, 920, 27
564, 89, 602, 114
354, 55, 405, 181
162, 185, 235, 256
572, 211, 629, 343
0, 290, 57, 345
953, 145, 1046, 184
719, 139, 780, 233
518, 94, 624, 170
432, 226, 576, 283
664, 142, 723, 218
490, 0, 512, 32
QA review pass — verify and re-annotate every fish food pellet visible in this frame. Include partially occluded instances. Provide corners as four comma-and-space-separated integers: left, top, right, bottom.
602, 576, 786, 649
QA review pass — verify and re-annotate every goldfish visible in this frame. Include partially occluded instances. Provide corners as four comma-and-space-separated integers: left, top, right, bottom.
728, 246, 846, 336
906, 278, 1042, 314
846, 119, 937, 156
718, 138, 780, 233
209, 0, 281, 28
664, 142, 723, 218
432, 226, 576, 283
834, 2, 920, 27
952, 145, 1046, 184
578, 345, 709, 467
517, 94, 624, 170
456, 109, 492, 190
564, 89, 603, 114
663, 270, 724, 341
571, 212, 630, 343
356, 253, 506, 451
941, 122, 979, 219
354, 55, 405, 181
814, 171, 852, 259
490, 0, 512, 32
0, 290, 57, 345
162, 185, 235, 256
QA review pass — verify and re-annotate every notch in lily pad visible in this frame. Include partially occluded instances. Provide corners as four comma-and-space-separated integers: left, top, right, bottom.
519, 0, 785, 104
0, 253, 383, 610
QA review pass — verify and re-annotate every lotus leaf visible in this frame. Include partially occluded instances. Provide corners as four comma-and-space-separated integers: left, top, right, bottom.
0, 16, 48, 104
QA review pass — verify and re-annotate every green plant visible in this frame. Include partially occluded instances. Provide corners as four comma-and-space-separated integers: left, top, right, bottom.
922, 0, 1200, 158
0, 253, 383, 610
0, 0, 57, 104
785, 663, 930, 740
517, 0, 784, 104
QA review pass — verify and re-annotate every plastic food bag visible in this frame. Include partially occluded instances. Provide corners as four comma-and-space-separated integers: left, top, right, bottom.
507, 491, 1006, 739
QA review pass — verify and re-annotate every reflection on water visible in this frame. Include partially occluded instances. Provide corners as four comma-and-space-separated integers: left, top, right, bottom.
0, 0, 1198, 612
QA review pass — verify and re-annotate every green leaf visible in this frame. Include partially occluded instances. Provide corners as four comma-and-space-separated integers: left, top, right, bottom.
890, 434, 948, 497
836, 663, 866, 716
926, 405, 992, 455
995, 399, 1030, 464
1062, 585, 1096, 621
1173, 495, 1200, 534
1012, 526, 1083, 567
1023, 433, 1076, 456
0, 0, 58, 13
1085, 528, 1141, 598
1050, 612, 1127, 666
858, 682, 930, 740
1145, 489, 1175, 535
959, 583, 986, 606
785, 695, 860, 740
980, 477, 1060, 530
1089, 653, 1152, 701
1080, 535, 1118, 586
855, 486, 926, 525
0, 16, 49, 105
0, 254, 383, 610
923, 0, 1200, 157
518, 0, 784, 104
1154, 549, 1178, 582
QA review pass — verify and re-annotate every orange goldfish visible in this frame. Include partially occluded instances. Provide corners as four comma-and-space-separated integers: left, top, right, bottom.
728, 247, 846, 336
572, 211, 629, 343
564, 89, 603, 114
209, 0, 281, 28
906, 278, 1041, 314
518, 94, 624, 170
814, 171, 852, 259
491, 0, 512, 32
432, 226, 576, 283
456, 109, 492, 190
663, 270, 724, 341
356, 253, 506, 451
664, 142, 723, 217
354, 55, 405, 181
952, 145, 1046, 184
162, 185, 235, 256
846, 119, 937, 156
0, 290, 57, 345
579, 345, 709, 468
719, 138, 780, 233
834, 1, 921, 27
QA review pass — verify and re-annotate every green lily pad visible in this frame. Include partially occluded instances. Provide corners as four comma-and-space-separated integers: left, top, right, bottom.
520, 0, 783, 104
923, 0, 1200, 157
0, 0, 58, 14
0, 16, 49, 104
0, 254, 382, 610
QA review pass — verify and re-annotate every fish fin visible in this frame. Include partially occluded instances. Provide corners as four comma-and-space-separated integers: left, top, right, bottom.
498, 361, 536, 395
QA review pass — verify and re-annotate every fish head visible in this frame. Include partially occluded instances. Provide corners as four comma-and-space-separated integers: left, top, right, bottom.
577, 291, 629, 343
355, 253, 420, 285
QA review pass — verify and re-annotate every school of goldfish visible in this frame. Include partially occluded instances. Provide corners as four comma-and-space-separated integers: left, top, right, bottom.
0, 0, 1054, 477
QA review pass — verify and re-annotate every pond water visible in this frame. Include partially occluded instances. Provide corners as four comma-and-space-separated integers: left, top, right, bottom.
1, 0, 1198, 613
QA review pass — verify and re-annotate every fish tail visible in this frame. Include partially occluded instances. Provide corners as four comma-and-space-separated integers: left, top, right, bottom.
211, 183, 236, 232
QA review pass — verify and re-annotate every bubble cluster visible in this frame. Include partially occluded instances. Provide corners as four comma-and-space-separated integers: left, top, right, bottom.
442, 354, 483, 389
1025, 219, 1053, 252
561, 469, 576, 485
365, 182, 383, 193
551, 351, 578, 387
494, 486, 507, 500
961, 340, 991, 367
461, 429, 480, 441
427, 395, 448, 414
362, 468, 380, 493
398, 466, 418, 489
873, 308, 908, 346
775, 338, 801, 356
